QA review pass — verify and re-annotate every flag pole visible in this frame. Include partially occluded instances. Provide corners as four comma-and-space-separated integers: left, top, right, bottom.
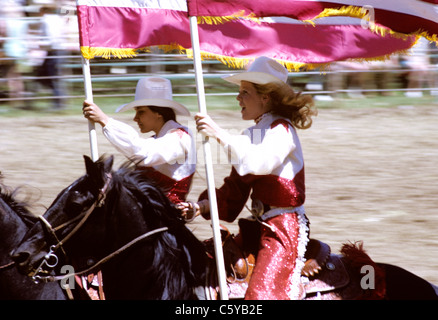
81, 56, 99, 162
189, 16, 229, 300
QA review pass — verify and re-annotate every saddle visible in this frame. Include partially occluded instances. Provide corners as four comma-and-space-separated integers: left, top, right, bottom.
203, 226, 255, 299
202, 222, 354, 300
301, 251, 350, 300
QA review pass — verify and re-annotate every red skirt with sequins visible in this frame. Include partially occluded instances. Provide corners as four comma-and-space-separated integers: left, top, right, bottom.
245, 212, 303, 300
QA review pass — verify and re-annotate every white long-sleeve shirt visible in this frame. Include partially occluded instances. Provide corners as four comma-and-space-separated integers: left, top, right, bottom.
200, 112, 305, 221
103, 118, 196, 203
223, 113, 302, 178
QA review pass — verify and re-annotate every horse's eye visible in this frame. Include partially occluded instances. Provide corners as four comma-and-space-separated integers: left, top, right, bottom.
72, 190, 84, 202
66, 190, 88, 215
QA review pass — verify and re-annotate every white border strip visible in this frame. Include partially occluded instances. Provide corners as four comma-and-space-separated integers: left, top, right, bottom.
76, 0, 188, 11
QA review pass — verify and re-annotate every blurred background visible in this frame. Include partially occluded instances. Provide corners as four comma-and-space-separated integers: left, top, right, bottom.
0, 0, 437, 115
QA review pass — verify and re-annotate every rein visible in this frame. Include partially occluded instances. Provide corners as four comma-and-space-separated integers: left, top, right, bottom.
0, 261, 14, 270
34, 226, 169, 283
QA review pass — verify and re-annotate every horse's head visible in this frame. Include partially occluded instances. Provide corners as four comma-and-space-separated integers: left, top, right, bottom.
11, 155, 114, 278
1, 181, 69, 300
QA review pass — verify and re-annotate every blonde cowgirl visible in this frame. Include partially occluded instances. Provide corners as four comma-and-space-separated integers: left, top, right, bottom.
182, 57, 317, 299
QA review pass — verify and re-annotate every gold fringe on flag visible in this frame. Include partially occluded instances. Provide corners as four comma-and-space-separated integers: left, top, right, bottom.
311, 5, 437, 43
81, 43, 417, 72
80, 36, 418, 73
186, 40, 418, 73
185, 50, 250, 69
196, 10, 260, 24
81, 46, 139, 60
185, 50, 331, 72
185, 50, 321, 72
80, 44, 186, 60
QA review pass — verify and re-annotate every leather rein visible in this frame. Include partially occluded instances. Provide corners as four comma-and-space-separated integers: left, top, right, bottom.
0, 261, 15, 270
31, 173, 168, 283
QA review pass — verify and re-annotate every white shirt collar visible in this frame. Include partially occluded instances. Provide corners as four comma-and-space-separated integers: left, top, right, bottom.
156, 120, 181, 138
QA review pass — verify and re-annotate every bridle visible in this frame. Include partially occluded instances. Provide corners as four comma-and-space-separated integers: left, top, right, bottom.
41, 174, 112, 255
31, 173, 112, 282
34, 226, 169, 284
0, 176, 110, 278
30, 173, 169, 284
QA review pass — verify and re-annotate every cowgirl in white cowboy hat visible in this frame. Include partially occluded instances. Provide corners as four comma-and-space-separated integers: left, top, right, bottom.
83, 77, 195, 204
181, 56, 317, 299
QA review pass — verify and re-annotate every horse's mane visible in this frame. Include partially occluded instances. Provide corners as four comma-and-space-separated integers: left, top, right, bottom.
0, 179, 38, 227
115, 163, 182, 225
109, 163, 206, 299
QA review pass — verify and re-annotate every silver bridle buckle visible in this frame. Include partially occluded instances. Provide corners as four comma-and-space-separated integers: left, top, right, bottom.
31, 245, 59, 283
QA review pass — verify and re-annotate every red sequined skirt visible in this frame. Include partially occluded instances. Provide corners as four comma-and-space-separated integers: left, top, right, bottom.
245, 211, 308, 300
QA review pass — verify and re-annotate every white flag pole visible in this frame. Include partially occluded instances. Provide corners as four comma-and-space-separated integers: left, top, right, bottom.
81, 56, 99, 162
189, 16, 229, 300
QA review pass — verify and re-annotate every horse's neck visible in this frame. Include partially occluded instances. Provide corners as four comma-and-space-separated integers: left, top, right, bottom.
95, 184, 202, 299
98, 201, 169, 299
0, 207, 28, 262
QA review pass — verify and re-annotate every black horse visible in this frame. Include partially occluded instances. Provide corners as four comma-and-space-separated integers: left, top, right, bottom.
0, 180, 67, 300
12, 155, 206, 300
11, 156, 438, 300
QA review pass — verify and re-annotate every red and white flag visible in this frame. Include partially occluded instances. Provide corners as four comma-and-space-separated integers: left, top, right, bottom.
76, 0, 418, 70
76, 0, 191, 59
187, 0, 438, 42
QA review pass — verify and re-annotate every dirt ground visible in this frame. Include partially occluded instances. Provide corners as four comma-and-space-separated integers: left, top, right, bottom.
1, 105, 437, 285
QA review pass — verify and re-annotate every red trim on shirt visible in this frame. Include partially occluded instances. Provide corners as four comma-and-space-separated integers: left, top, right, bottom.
270, 119, 291, 132
136, 167, 193, 204
174, 127, 189, 139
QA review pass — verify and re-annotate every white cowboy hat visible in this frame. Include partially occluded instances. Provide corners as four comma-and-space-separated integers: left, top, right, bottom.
116, 77, 190, 116
223, 56, 288, 85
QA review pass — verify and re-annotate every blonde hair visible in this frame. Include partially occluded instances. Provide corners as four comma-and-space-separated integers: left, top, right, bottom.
254, 82, 317, 129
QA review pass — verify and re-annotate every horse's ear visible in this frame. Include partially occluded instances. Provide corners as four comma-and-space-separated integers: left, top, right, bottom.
83, 155, 113, 174
103, 155, 114, 174
83, 155, 104, 186
83, 155, 95, 176
83, 155, 113, 188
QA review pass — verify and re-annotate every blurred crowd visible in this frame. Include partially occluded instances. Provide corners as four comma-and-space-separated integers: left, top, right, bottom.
0, 0, 437, 110
0, 0, 78, 109
325, 37, 438, 99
